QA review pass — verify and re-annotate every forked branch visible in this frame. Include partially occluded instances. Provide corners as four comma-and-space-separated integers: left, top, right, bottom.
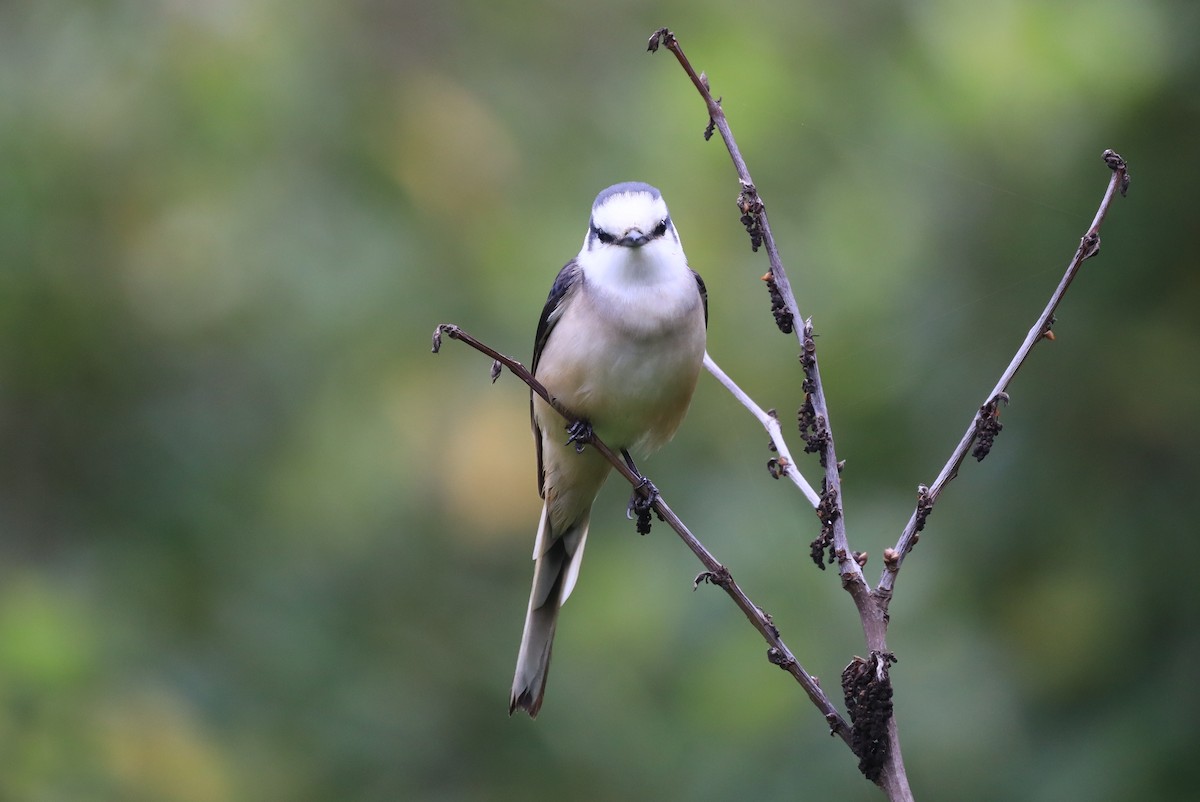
437, 26, 1130, 801
648, 25, 1129, 801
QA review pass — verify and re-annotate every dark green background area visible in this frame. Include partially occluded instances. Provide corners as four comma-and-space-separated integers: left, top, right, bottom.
2, 1, 1197, 799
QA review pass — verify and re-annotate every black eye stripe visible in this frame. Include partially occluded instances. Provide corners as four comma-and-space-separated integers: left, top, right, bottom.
588, 223, 616, 245
590, 215, 670, 246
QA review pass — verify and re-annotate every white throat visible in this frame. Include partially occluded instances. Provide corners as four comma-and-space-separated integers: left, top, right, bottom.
579, 238, 688, 295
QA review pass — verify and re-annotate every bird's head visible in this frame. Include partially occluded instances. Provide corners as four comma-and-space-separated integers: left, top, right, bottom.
586, 182, 677, 252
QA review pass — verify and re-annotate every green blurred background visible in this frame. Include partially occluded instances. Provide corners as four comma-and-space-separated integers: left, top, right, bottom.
2, 0, 1198, 799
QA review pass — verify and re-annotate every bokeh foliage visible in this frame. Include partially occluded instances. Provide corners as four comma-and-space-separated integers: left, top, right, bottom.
2, 1, 1198, 800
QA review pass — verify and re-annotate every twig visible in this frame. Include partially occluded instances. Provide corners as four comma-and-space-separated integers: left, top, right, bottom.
657, 24, 1129, 800
703, 352, 822, 508
431, 323, 853, 745
443, 27, 1128, 799
650, 25, 901, 796
648, 28, 868, 599
877, 150, 1131, 599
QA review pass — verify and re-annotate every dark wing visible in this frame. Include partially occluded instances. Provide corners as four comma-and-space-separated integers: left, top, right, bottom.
532, 260, 581, 373
693, 270, 708, 327
530, 260, 583, 497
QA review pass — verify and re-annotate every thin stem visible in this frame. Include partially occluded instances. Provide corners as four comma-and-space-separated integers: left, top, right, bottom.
650, 26, 899, 796
648, 27, 866, 595
704, 352, 822, 508
649, 27, 1127, 802
432, 323, 853, 745
877, 150, 1131, 599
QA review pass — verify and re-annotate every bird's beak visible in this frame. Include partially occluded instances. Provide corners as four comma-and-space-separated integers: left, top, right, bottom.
618, 229, 649, 248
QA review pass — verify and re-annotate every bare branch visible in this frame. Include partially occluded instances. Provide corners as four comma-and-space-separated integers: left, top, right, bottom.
647, 28, 868, 600
703, 352, 822, 508
877, 150, 1132, 598
432, 323, 853, 745
651, 26, 902, 796
650, 31, 1130, 795
441, 30, 1130, 802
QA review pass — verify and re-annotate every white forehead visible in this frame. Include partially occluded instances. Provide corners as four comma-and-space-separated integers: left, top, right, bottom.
591, 189, 670, 232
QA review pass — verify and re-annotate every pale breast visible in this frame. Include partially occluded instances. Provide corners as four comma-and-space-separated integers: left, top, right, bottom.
534, 272, 706, 454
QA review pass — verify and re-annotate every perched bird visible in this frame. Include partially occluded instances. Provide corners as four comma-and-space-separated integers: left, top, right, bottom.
510, 182, 708, 717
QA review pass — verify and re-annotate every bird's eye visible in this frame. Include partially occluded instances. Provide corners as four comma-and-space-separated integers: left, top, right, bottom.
592, 224, 615, 244
653, 219, 669, 237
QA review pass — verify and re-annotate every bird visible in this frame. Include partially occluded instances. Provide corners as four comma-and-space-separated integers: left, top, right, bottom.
510, 182, 708, 717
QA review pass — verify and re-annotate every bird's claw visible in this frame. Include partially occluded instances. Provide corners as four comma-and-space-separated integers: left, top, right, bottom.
565, 420, 593, 453
626, 478, 659, 535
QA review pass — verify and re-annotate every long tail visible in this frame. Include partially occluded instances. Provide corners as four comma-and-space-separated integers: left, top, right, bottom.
510, 504, 589, 717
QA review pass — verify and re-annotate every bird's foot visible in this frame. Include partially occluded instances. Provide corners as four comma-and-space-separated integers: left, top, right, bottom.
564, 419, 593, 453
626, 478, 659, 535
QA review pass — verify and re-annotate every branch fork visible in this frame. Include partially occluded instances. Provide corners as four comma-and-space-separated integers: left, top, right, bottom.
646, 27, 1128, 800
438, 27, 1130, 802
